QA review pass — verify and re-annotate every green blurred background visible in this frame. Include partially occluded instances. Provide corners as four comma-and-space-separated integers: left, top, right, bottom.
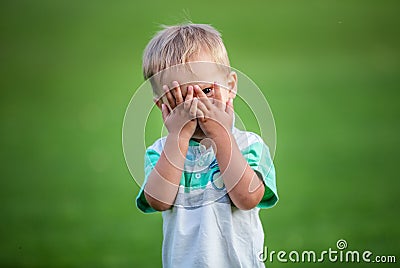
1, 0, 399, 267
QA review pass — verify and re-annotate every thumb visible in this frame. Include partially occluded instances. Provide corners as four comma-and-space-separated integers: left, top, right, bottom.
161, 103, 170, 122
226, 98, 234, 116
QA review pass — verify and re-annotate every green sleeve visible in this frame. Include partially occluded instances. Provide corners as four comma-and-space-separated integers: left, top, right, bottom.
241, 142, 278, 209
136, 149, 160, 213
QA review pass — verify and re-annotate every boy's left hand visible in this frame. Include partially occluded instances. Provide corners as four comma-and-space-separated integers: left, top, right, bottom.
194, 83, 234, 140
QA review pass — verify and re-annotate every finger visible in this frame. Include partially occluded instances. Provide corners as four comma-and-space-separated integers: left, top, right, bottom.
196, 108, 205, 120
153, 97, 161, 108
189, 98, 198, 119
161, 103, 170, 122
172, 81, 184, 105
163, 85, 175, 110
226, 98, 234, 117
193, 85, 212, 109
184, 86, 193, 110
196, 98, 209, 115
213, 82, 223, 108
185, 85, 193, 101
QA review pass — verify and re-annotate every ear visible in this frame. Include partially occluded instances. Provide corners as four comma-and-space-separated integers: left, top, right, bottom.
227, 71, 237, 99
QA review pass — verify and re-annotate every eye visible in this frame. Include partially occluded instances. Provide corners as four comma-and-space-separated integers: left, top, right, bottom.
202, 87, 213, 95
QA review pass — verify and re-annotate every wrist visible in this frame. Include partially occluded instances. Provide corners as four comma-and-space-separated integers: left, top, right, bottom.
211, 130, 233, 146
168, 132, 190, 146
165, 133, 190, 162
208, 124, 232, 139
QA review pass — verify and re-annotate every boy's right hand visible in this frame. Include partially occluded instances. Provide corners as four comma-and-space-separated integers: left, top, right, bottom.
161, 81, 198, 141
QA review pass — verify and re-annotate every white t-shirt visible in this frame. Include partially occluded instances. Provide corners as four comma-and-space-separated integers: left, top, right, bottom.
137, 128, 278, 267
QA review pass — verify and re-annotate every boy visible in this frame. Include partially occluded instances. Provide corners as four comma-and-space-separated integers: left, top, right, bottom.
136, 23, 278, 267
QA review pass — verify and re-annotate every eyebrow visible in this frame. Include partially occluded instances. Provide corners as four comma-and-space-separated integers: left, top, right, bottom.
181, 82, 213, 89
179, 83, 214, 98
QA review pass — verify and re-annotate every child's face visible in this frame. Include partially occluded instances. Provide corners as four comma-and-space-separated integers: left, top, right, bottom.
155, 62, 237, 105
153, 52, 237, 140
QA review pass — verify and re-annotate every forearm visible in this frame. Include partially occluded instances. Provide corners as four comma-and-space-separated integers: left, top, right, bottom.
144, 134, 189, 211
214, 132, 265, 210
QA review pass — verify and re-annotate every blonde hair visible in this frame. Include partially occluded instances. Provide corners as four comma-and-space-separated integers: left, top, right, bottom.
142, 23, 230, 80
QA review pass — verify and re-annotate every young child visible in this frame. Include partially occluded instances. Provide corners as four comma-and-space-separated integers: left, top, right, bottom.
136, 23, 278, 267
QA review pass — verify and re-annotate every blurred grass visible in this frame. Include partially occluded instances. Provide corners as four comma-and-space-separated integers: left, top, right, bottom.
0, 0, 399, 267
